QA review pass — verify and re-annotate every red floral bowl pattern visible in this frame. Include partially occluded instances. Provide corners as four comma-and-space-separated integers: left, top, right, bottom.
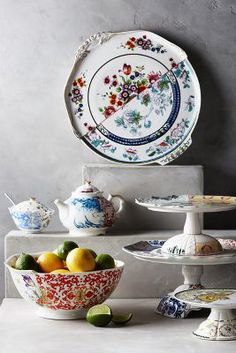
5, 252, 124, 319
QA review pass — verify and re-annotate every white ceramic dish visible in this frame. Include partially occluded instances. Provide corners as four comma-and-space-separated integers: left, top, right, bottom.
123, 239, 236, 319
123, 240, 236, 265
54, 181, 124, 236
136, 194, 236, 213
8, 198, 54, 233
136, 195, 236, 257
175, 289, 236, 340
65, 31, 201, 165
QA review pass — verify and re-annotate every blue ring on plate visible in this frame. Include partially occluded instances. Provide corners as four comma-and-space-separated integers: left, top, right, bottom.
96, 75, 180, 146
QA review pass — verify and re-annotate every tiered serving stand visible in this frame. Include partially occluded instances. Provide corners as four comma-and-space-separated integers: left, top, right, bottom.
123, 195, 236, 318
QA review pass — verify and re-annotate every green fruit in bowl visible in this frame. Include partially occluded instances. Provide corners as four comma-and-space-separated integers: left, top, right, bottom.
15, 253, 39, 271
86, 248, 97, 259
95, 254, 115, 270
56, 241, 78, 260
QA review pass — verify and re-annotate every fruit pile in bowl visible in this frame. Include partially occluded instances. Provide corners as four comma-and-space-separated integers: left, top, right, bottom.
5, 241, 124, 320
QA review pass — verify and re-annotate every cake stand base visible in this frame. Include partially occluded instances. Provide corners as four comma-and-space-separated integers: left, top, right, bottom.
193, 309, 236, 341
156, 265, 204, 318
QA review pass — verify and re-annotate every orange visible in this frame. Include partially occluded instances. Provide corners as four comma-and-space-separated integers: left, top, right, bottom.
66, 248, 96, 272
37, 252, 64, 273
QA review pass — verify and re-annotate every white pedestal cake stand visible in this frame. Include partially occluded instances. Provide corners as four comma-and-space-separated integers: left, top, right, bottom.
130, 244, 236, 318
175, 289, 236, 340
124, 198, 236, 318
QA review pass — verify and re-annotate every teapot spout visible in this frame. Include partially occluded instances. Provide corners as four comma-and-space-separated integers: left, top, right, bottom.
54, 199, 69, 225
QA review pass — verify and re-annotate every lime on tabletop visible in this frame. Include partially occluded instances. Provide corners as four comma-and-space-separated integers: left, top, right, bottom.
112, 313, 133, 325
86, 304, 112, 327
95, 254, 115, 270
15, 253, 39, 271
56, 241, 78, 260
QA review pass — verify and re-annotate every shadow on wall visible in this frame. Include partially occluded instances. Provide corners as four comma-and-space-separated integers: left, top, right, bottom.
155, 31, 234, 229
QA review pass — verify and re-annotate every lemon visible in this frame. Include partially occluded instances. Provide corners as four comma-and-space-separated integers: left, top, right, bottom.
95, 254, 115, 270
112, 313, 133, 325
15, 253, 39, 271
86, 304, 112, 327
66, 248, 96, 272
50, 269, 70, 274
37, 252, 64, 273
56, 241, 78, 260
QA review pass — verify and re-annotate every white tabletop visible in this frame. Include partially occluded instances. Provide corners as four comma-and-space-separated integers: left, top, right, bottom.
0, 299, 236, 353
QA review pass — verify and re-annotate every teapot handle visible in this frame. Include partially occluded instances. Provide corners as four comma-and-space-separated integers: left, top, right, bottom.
107, 194, 124, 215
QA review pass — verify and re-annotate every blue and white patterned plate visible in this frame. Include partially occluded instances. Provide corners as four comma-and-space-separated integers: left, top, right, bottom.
123, 239, 236, 265
65, 31, 201, 165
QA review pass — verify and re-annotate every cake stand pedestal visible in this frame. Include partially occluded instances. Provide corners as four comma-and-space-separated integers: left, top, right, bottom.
175, 289, 236, 340
132, 198, 236, 318
124, 240, 236, 318
157, 264, 204, 318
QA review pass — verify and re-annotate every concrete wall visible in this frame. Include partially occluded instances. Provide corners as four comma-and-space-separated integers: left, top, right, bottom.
0, 0, 236, 301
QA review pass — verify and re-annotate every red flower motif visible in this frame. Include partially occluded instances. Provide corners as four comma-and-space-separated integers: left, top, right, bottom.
104, 106, 116, 118
126, 41, 135, 49
148, 72, 161, 84
77, 77, 85, 87
85, 290, 93, 299
67, 292, 76, 300
123, 64, 132, 75
104, 76, 110, 84
138, 85, 146, 93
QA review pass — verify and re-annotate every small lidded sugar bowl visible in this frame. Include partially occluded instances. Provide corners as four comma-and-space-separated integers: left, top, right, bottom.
54, 181, 124, 236
8, 197, 54, 233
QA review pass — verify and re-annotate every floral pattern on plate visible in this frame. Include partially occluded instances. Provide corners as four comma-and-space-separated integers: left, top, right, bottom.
176, 289, 236, 306
65, 31, 200, 164
98, 63, 162, 118
68, 73, 86, 120
120, 34, 167, 54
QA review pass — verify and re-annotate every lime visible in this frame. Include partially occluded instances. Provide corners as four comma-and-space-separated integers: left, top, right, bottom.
86, 248, 97, 259
95, 254, 115, 270
112, 313, 133, 325
86, 304, 112, 327
56, 241, 78, 260
15, 253, 39, 271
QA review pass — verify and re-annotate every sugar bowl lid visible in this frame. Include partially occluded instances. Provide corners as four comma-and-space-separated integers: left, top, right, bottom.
10, 197, 52, 214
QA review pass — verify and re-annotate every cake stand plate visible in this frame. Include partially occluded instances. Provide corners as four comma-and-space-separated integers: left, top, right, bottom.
123, 239, 236, 318
175, 289, 236, 340
136, 195, 236, 254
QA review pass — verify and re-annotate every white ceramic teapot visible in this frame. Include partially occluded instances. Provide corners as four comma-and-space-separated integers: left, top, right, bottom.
54, 182, 124, 236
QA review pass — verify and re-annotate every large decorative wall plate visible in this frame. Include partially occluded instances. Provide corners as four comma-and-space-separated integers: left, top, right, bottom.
65, 31, 201, 165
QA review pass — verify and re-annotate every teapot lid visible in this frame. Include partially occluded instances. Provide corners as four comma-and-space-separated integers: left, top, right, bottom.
74, 181, 101, 195
11, 198, 51, 213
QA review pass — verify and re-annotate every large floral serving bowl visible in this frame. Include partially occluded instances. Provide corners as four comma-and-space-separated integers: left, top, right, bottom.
5, 253, 124, 320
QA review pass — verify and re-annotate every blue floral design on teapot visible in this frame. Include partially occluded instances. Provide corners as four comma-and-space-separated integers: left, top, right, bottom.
54, 182, 124, 236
